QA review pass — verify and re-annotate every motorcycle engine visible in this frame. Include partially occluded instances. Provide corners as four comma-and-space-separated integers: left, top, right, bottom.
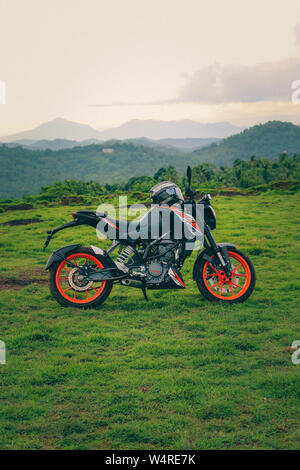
146, 243, 177, 286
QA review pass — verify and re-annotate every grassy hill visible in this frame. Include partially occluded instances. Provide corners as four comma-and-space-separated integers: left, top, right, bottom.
192, 121, 300, 166
0, 192, 299, 449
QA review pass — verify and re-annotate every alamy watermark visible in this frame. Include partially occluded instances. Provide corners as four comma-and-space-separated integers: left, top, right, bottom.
0, 80, 6, 104
95, 197, 204, 250
0, 340, 6, 364
291, 80, 300, 104
290, 340, 300, 365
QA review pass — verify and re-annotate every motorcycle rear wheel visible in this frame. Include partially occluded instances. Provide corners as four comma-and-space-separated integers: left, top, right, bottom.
49, 247, 113, 308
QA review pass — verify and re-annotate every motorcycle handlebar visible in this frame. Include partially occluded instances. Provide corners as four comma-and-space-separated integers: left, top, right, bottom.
185, 166, 212, 205
198, 194, 212, 205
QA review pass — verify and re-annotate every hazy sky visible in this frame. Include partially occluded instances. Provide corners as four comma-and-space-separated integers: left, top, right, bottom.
1, 0, 300, 134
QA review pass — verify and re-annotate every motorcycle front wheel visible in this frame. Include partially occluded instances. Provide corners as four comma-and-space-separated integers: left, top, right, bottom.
49, 247, 113, 308
196, 247, 256, 303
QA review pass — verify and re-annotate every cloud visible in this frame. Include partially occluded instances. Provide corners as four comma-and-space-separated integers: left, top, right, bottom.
174, 58, 300, 104
89, 102, 142, 107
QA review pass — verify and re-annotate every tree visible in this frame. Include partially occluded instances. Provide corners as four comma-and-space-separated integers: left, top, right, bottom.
154, 166, 180, 185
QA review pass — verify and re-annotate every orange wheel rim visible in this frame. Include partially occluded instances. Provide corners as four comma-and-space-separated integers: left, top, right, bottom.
203, 251, 251, 300
55, 253, 106, 304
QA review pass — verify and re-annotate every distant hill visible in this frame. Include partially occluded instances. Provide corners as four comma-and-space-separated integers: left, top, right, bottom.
130, 137, 220, 151
98, 119, 242, 139
5, 136, 219, 153
157, 137, 220, 150
18, 138, 103, 151
1, 118, 102, 142
27, 138, 103, 150
192, 121, 300, 166
0, 118, 241, 142
1, 121, 299, 199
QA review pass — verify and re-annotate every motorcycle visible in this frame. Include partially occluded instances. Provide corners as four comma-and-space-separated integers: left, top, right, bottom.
43, 166, 255, 308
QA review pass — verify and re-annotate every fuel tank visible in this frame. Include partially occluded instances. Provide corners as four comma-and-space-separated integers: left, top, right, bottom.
96, 204, 203, 243
138, 204, 203, 241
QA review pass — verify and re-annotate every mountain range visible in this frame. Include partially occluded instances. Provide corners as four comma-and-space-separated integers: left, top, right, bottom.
0, 118, 242, 142
0, 120, 299, 199
96, 119, 243, 140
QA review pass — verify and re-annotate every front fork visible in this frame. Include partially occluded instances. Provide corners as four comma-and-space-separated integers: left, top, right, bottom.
204, 224, 232, 276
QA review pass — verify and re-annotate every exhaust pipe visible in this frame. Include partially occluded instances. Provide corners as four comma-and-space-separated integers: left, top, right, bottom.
121, 279, 143, 288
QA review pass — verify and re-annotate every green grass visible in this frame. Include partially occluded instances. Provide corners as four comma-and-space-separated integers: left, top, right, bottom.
0, 193, 300, 449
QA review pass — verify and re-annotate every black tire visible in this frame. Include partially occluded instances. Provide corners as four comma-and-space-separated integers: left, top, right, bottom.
196, 247, 256, 303
49, 246, 113, 309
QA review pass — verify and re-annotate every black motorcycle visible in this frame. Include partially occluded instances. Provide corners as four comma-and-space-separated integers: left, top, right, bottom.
43, 166, 255, 308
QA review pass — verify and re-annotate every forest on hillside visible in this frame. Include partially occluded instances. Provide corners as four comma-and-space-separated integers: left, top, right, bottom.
1, 121, 300, 198
3, 153, 298, 204
192, 121, 300, 165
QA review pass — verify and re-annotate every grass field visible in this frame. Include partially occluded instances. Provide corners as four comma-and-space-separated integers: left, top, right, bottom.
0, 192, 300, 449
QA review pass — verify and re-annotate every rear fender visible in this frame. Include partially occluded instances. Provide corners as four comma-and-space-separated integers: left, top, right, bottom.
45, 244, 80, 270
193, 243, 236, 280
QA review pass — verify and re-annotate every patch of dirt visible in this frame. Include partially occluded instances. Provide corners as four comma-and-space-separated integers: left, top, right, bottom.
0, 268, 48, 291
248, 181, 300, 195
217, 191, 247, 197
273, 181, 296, 189
61, 196, 85, 205
4, 203, 34, 211
1, 218, 44, 226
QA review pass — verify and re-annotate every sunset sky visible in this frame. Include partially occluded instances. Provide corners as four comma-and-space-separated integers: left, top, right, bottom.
1, 0, 300, 135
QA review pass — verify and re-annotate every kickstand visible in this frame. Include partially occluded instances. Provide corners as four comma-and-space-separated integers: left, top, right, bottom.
141, 286, 149, 301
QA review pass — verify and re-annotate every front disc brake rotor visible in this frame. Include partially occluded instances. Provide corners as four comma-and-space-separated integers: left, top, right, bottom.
208, 270, 239, 293
68, 267, 93, 291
